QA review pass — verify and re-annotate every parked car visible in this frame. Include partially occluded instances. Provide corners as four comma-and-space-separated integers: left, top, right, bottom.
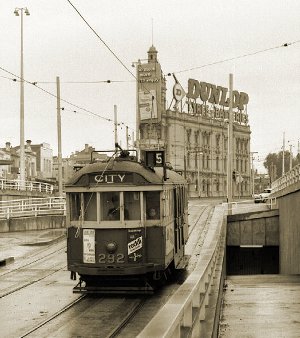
254, 188, 272, 203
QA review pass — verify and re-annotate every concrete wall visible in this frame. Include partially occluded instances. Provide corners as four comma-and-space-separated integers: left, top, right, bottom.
277, 191, 300, 274
0, 215, 66, 232
227, 210, 279, 246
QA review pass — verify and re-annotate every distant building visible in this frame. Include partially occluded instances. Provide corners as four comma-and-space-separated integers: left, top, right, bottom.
0, 148, 13, 178
52, 144, 108, 185
0, 141, 37, 180
137, 46, 251, 198
28, 141, 53, 180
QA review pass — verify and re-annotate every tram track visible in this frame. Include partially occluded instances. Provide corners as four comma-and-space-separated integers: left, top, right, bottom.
19, 296, 148, 338
19, 294, 87, 338
0, 242, 66, 277
105, 298, 147, 338
0, 242, 67, 298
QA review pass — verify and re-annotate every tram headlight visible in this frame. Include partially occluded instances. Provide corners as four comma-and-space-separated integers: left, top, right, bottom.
106, 241, 117, 253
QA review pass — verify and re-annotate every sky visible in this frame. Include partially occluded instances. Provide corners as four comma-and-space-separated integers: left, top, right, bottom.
1, 0, 300, 173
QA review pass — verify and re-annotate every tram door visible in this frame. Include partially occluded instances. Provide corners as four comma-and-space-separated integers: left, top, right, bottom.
173, 186, 184, 265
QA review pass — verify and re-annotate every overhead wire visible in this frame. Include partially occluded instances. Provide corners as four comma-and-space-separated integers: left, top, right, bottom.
170, 41, 300, 75
66, 0, 136, 79
0, 65, 136, 130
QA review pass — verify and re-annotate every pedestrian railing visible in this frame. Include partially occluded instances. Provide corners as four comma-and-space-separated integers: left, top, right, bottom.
138, 205, 226, 338
223, 198, 278, 213
0, 197, 66, 219
0, 178, 54, 194
271, 164, 300, 193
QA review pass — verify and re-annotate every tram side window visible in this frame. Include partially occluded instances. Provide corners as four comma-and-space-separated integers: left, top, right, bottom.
124, 192, 140, 220
101, 192, 120, 221
83, 192, 97, 221
70, 193, 81, 221
145, 191, 160, 220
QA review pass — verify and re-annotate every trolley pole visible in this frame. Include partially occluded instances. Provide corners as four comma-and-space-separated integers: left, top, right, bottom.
227, 73, 234, 214
114, 105, 118, 150
56, 76, 63, 197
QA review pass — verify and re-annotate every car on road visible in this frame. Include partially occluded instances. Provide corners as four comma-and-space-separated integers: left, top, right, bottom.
254, 188, 272, 203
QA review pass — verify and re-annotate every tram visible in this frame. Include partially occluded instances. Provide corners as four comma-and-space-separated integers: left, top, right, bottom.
66, 147, 188, 293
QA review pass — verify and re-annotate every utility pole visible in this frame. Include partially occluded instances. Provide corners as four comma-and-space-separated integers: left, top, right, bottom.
126, 126, 129, 149
250, 151, 258, 195
282, 132, 285, 176
134, 61, 141, 160
14, 7, 30, 190
56, 76, 63, 196
227, 73, 233, 214
289, 143, 293, 171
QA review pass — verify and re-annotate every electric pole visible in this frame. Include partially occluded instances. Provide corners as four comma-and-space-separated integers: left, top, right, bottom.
56, 76, 63, 197
227, 73, 233, 214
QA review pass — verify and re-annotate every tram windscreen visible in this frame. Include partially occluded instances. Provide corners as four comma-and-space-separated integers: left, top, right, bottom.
102, 192, 120, 221
83, 192, 97, 221
124, 191, 140, 220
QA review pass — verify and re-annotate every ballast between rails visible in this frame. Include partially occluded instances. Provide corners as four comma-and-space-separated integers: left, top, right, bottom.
0, 197, 66, 219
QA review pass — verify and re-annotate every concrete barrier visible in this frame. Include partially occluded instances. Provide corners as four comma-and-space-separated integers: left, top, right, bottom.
0, 215, 66, 233
138, 205, 226, 338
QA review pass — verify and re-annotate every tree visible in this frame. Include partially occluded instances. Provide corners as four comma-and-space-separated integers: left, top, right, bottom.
264, 151, 290, 182
264, 150, 298, 180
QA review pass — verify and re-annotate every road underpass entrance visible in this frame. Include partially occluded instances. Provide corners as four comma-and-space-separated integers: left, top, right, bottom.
226, 245, 279, 275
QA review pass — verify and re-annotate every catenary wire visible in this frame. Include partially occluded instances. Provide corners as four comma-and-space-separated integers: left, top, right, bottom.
170, 41, 300, 75
0, 65, 135, 130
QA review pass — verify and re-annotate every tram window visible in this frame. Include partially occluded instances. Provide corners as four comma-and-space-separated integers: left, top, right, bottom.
101, 192, 120, 221
70, 193, 81, 221
83, 192, 97, 221
145, 191, 160, 220
124, 192, 140, 220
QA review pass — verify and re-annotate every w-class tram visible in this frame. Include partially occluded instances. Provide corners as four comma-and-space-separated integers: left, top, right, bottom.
66, 147, 188, 293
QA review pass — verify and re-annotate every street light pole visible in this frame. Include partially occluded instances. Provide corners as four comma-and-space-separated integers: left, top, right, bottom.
227, 73, 233, 214
14, 7, 30, 190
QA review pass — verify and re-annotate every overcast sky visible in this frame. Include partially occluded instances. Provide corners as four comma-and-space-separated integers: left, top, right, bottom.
1, 0, 300, 172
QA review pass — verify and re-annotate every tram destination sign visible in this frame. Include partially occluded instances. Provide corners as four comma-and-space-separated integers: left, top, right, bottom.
88, 172, 149, 185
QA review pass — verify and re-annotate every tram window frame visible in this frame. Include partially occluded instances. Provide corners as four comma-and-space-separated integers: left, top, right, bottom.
144, 191, 161, 221
101, 192, 121, 221
83, 192, 97, 221
69, 192, 82, 221
123, 191, 141, 221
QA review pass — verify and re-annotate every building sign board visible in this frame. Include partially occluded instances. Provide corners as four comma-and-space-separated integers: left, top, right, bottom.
170, 78, 250, 125
139, 89, 158, 120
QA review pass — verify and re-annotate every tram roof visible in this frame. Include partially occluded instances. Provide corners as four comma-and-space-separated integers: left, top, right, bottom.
65, 158, 186, 186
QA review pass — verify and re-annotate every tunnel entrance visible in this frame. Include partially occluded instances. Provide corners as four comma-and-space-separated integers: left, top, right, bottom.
226, 246, 279, 275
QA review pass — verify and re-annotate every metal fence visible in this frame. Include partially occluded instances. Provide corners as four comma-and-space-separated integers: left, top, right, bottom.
0, 178, 54, 194
271, 164, 300, 193
0, 197, 66, 219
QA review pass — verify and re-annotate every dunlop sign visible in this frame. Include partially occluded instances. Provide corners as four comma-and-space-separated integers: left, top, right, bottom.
186, 78, 249, 111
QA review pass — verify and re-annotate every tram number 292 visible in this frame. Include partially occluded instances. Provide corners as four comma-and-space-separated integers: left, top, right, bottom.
98, 253, 125, 264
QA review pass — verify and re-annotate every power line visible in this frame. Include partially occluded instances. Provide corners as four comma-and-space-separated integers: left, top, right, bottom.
170, 40, 300, 75
65, 0, 166, 116
0, 65, 134, 129
33, 80, 134, 84
67, 0, 136, 79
